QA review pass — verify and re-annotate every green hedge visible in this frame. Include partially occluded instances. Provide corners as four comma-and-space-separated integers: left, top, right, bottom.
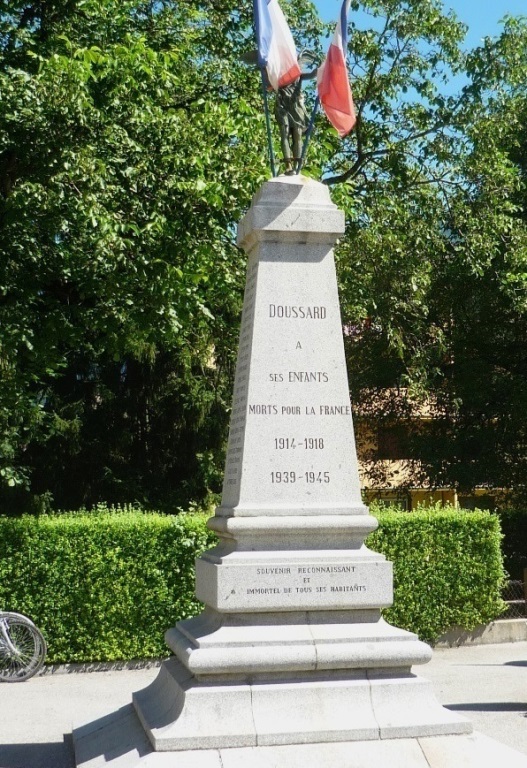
368, 506, 507, 643
0, 506, 506, 662
0, 510, 215, 663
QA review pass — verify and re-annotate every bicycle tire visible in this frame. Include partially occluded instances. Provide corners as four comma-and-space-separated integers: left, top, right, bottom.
0, 613, 47, 682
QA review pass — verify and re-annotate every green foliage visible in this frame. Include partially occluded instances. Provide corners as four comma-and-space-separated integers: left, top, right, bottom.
339, 12, 527, 499
0, 508, 215, 662
416, 19, 527, 497
318, 0, 466, 187
1, 0, 527, 512
0, 506, 506, 662
0, 0, 273, 509
0, 0, 325, 512
368, 504, 507, 643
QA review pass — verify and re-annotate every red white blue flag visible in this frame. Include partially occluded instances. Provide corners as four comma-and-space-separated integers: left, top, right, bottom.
317, 0, 356, 137
254, 0, 302, 90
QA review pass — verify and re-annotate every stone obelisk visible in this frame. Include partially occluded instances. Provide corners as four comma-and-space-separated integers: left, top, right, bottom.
76, 176, 527, 767
130, 176, 469, 751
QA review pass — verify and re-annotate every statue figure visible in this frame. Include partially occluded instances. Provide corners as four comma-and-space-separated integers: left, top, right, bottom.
274, 60, 317, 174
242, 50, 318, 175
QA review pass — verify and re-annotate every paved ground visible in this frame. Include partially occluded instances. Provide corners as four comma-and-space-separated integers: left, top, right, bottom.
0, 642, 526, 768
425, 641, 527, 755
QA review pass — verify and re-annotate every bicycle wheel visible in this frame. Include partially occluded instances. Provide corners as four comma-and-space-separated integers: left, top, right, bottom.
0, 614, 47, 682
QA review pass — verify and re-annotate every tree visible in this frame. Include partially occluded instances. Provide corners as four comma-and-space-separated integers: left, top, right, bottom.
3, 0, 527, 510
412, 17, 527, 501
0, 0, 322, 510
306, 0, 468, 397
332, 10, 527, 503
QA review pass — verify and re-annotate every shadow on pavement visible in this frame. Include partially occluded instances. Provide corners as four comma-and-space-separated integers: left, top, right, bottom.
0, 737, 73, 768
450, 662, 526, 668
446, 702, 527, 713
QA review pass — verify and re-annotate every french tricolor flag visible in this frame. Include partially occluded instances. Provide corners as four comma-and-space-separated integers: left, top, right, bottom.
317, 0, 356, 137
254, 0, 302, 91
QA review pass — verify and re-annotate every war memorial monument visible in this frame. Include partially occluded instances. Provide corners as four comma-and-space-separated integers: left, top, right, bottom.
73, 3, 527, 766
73, 171, 527, 767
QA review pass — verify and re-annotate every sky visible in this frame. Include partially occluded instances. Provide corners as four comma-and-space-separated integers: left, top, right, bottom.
314, 0, 527, 48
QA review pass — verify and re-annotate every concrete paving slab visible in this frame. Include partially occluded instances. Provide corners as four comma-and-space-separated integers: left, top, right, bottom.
419, 732, 527, 768
0, 667, 157, 768
423, 641, 527, 755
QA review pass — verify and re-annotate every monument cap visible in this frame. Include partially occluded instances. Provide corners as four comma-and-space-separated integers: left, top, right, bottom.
237, 174, 345, 250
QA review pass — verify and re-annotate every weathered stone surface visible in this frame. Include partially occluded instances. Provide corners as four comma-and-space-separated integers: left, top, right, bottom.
236, 174, 345, 250
220, 176, 365, 519
133, 659, 256, 751
164, 612, 432, 678
74, 704, 527, 768
195, 555, 393, 612
130, 175, 468, 751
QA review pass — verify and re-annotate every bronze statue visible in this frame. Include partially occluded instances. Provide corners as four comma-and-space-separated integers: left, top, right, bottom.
242, 50, 318, 174
275, 62, 317, 174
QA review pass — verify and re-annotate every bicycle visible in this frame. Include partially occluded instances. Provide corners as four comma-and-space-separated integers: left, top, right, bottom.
0, 611, 47, 682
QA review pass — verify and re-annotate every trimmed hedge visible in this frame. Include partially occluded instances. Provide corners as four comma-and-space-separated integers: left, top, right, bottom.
369, 506, 507, 644
0, 511, 215, 663
0, 506, 506, 661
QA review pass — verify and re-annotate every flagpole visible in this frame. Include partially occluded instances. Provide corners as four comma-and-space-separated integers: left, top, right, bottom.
297, 95, 320, 174
260, 70, 277, 178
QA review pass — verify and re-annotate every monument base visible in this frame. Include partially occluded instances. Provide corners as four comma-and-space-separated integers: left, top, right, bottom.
124, 610, 468, 751
73, 705, 527, 768
131, 660, 470, 752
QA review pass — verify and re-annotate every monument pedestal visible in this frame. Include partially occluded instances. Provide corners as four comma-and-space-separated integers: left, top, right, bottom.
73, 177, 527, 767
